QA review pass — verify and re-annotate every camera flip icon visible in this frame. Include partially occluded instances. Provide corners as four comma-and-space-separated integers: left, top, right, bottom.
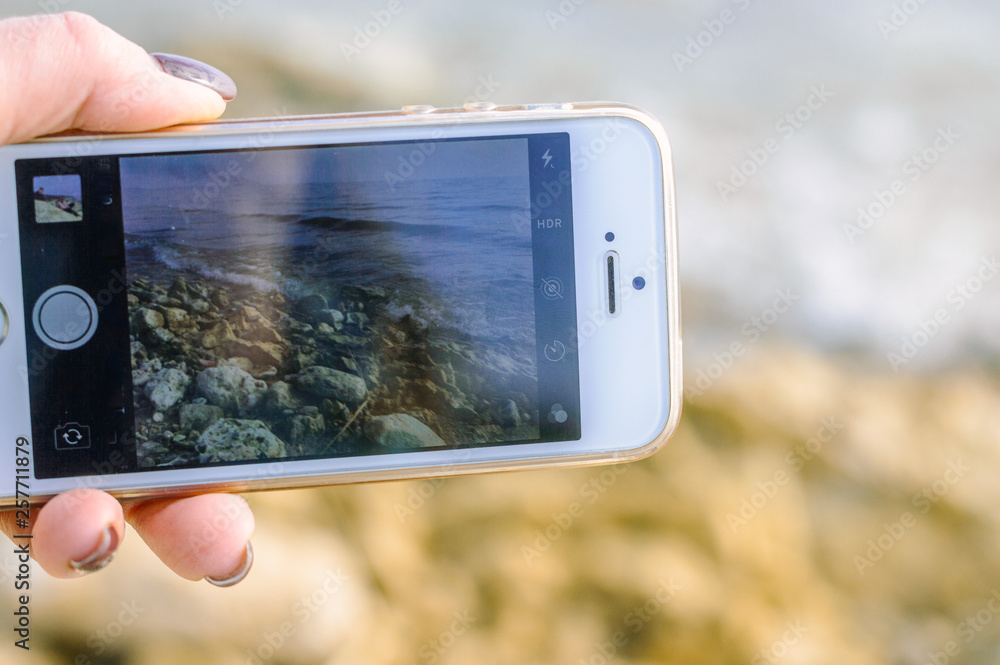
54, 422, 91, 450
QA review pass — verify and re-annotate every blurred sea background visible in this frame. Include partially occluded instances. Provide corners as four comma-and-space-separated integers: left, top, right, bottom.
2, 1, 1000, 664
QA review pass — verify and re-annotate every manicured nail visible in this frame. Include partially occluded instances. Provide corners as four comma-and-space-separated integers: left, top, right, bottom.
69, 525, 119, 574
205, 541, 254, 587
151, 53, 237, 102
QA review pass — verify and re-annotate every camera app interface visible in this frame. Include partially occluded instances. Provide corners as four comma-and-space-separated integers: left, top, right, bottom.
17, 134, 580, 478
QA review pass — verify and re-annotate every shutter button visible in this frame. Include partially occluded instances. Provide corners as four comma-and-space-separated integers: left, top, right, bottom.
32, 285, 99, 350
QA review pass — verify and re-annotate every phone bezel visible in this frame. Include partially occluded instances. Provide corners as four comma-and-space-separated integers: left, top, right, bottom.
0, 102, 681, 505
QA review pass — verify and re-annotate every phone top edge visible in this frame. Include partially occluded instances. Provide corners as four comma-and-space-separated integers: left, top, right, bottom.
16, 101, 668, 144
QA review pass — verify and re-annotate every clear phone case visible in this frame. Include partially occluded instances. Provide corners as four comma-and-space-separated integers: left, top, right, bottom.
1, 102, 681, 505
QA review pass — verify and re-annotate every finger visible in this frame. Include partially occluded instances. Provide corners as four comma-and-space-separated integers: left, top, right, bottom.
123, 493, 254, 584
0, 12, 233, 145
0, 488, 125, 578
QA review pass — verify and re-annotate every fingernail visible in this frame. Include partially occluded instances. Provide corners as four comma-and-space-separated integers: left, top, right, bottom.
151, 53, 237, 102
70, 525, 120, 574
205, 541, 254, 588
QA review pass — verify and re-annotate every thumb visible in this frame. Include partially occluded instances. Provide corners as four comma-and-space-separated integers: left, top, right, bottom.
0, 12, 234, 146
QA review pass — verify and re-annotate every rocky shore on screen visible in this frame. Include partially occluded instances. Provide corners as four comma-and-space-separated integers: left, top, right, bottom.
128, 276, 538, 468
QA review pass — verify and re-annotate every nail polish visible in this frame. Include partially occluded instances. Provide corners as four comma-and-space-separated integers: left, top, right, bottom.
205, 541, 254, 587
151, 53, 238, 102
70, 525, 119, 574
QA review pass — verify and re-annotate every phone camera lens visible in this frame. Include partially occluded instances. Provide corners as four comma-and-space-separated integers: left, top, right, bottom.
632, 276, 646, 290
605, 232, 615, 242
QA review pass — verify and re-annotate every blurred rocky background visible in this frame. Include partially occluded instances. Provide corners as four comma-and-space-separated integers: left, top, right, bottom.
2, 0, 999, 663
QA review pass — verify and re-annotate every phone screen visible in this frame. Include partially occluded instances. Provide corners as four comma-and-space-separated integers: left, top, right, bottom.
15, 133, 581, 479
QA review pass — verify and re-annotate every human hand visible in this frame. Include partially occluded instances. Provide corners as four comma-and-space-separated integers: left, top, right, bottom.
0, 12, 253, 585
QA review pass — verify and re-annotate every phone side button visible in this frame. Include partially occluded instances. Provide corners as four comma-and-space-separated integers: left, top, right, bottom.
463, 101, 497, 112
0, 297, 8, 347
522, 103, 574, 111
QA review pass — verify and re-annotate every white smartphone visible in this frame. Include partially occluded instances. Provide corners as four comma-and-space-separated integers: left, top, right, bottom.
0, 102, 680, 506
